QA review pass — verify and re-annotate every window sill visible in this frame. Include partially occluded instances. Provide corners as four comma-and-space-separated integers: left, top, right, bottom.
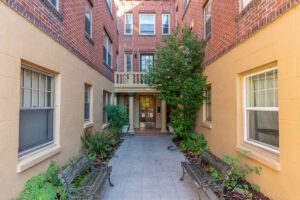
138, 34, 156, 37
236, 144, 280, 171
85, 34, 95, 45
102, 123, 110, 129
202, 121, 212, 129
17, 144, 61, 173
84, 121, 94, 129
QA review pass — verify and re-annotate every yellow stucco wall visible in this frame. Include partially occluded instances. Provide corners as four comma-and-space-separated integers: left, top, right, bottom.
196, 4, 300, 199
0, 2, 113, 199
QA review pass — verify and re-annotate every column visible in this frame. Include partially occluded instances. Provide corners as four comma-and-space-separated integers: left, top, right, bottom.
161, 100, 167, 133
113, 92, 118, 105
128, 92, 134, 134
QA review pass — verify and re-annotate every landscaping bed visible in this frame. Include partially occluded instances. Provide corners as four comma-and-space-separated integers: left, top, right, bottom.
173, 137, 270, 200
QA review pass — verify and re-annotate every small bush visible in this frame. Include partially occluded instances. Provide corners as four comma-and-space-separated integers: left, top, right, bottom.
81, 131, 117, 162
104, 105, 128, 137
179, 132, 207, 155
17, 161, 67, 200
223, 152, 262, 190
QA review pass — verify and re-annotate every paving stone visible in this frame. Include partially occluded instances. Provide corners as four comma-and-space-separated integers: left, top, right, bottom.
100, 136, 199, 200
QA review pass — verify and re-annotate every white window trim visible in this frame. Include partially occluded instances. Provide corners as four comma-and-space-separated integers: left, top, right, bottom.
106, 0, 113, 15
204, 0, 211, 39
243, 67, 279, 154
85, 6, 92, 37
48, 0, 59, 11
19, 66, 55, 157
162, 14, 170, 35
124, 13, 133, 35
139, 14, 156, 35
124, 53, 133, 72
240, 0, 253, 11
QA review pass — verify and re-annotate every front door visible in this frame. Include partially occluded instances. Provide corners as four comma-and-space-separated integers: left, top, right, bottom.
139, 96, 156, 128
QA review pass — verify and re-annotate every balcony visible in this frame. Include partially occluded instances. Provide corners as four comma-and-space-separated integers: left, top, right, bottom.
114, 72, 157, 92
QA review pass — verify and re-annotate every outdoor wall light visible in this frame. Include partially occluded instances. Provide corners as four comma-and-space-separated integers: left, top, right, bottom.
134, 51, 137, 58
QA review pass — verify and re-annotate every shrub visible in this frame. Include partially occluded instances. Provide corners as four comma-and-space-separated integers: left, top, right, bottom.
81, 131, 117, 162
104, 105, 128, 137
17, 161, 67, 200
223, 152, 262, 191
179, 132, 207, 155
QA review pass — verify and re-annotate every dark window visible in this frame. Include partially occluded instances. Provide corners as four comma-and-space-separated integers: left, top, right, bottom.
140, 53, 154, 72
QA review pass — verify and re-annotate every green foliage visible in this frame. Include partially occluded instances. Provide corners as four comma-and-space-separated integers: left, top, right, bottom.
223, 151, 262, 190
204, 166, 222, 181
179, 132, 207, 155
81, 131, 117, 161
104, 104, 128, 138
147, 25, 206, 138
17, 161, 67, 200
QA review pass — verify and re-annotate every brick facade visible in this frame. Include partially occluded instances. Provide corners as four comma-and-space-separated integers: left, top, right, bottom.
117, 0, 176, 72
177, 0, 300, 65
4, 0, 118, 80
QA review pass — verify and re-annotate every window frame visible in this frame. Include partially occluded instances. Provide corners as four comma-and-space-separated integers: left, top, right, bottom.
47, 0, 59, 11
124, 52, 133, 72
19, 66, 55, 157
84, 84, 91, 122
124, 13, 133, 35
240, 0, 253, 11
139, 14, 155, 36
162, 14, 170, 35
204, 0, 211, 39
103, 91, 112, 124
183, 0, 190, 15
140, 53, 154, 72
243, 67, 279, 154
105, 0, 113, 15
85, 4, 93, 38
103, 31, 113, 68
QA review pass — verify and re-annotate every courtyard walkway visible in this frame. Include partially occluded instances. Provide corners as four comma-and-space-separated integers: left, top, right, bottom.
100, 135, 199, 200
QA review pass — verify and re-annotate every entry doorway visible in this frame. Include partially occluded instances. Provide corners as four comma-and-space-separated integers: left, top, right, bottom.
139, 96, 156, 128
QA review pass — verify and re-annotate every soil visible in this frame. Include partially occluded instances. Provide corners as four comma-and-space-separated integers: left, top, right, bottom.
172, 138, 270, 200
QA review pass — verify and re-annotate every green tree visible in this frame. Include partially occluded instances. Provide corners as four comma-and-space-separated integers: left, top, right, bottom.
147, 25, 206, 138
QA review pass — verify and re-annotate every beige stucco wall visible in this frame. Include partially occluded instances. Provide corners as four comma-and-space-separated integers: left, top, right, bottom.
196, 4, 300, 199
0, 3, 113, 199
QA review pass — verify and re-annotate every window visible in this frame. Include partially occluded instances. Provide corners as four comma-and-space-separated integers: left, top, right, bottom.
139, 14, 155, 35
103, 31, 113, 68
183, 0, 190, 14
48, 0, 59, 10
103, 91, 111, 124
244, 68, 279, 151
204, 1, 211, 39
85, 5, 92, 37
241, 0, 252, 10
19, 67, 54, 156
140, 53, 154, 72
162, 14, 170, 35
205, 86, 212, 122
125, 13, 133, 35
84, 85, 91, 122
106, 0, 112, 14
125, 53, 132, 72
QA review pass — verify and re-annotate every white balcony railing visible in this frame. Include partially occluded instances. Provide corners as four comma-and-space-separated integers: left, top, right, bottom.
114, 72, 150, 87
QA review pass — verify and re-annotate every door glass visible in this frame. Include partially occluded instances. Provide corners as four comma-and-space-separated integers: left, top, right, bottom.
140, 96, 156, 128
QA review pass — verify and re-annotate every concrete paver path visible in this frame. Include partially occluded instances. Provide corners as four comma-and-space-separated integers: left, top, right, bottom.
100, 135, 199, 200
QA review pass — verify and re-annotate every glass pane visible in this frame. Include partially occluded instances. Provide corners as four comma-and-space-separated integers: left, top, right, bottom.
20, 89, 24, 107
84, 103, 90, 121
247, 110, 279, 148
47, 77, 52, 92
19, 109, 54, 153
25, 89, 31, 107
40, 91, 45, 107
33, 90, 39, 107
25, 70, 32, 89
47, 92, 52, 107
140, 24, 154, 34
246, 69, 278, 108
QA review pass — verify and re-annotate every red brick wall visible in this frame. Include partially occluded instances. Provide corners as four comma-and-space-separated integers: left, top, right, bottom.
4, 0, 118, 80
117, 0, 176, 72
177, 0, 300, 65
